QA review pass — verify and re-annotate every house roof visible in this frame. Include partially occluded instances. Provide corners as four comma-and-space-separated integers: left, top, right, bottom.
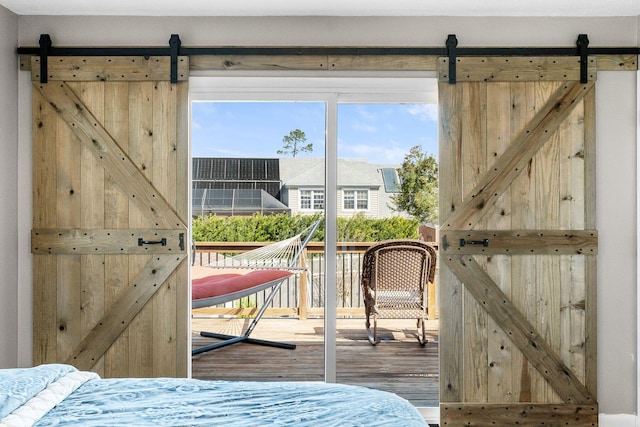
279, 157, 396, 188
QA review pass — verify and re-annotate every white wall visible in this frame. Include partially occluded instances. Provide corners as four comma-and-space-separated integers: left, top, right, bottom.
596, 71, 637, 415
11, 15, 639, 417
0, 5, 19, 369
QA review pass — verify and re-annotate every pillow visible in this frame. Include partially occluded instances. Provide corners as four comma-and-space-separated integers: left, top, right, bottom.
192, 268, 293, 302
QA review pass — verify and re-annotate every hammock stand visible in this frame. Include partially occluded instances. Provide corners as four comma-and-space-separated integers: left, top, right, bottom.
192, 221, 320, 356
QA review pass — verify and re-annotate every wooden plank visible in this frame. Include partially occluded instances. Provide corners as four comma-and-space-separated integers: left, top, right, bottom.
128, 81, 155, 229
32, 256, 57, 364
78, 82, 105, 229
128, 255, 154, 377
55, 84, 81, 230
533, 81, 562, 402
127, 80, 155, 377
19, 54, 31, 71
103, 81, 130, 378
174, 260, 189, 376
559, 82, 587, 390
196, 241, 376, 254
54, 82, 83, 365
441, 81, 594, 232
441, 230, 597, 255
460, 82, 488, 403
77, 81, 106, 376
329, 55, 437, 71
153, 269, 177, 377
32, 229, 186, 254
33, 82, 186, 230
32, 88, 58, 365
32, 87, 58, 229
152, 82, 175, 204
193, 306, 367, 318
65, 254, 185, 371
31, 56, 189, 82
189, 55, 328, 71
485, 81, 514, 403
174, 81, 190, 377
595, 54, 637, 71
461, 82, 487, 197
509, 81, 538, 402
80, 255, 105, 376
438, 56, 597, 82
441, 403, 598, 426
19, 53, 638, 73
582, 84, 598, 398
104, 254, 130, 377
103, 82, 130, 228
437, 80, 463, 404
152, 80, 178, 377
444, 255, 594, 405
174, 82, 189, 224
57, 255, 81, 361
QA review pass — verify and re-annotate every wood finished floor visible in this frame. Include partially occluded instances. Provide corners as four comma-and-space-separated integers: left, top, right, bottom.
191, 317, 439, 407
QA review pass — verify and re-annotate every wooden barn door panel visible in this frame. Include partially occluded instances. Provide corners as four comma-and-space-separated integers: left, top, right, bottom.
438, 58, 598, 426
31, 56, 189, 378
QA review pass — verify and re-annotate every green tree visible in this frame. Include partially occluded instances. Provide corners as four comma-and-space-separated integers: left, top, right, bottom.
277, 129, 313, 157
391, 145, 438, 225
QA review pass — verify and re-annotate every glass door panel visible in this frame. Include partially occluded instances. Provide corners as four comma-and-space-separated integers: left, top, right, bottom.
190, 101, 326, 382
335, 103, 439, 407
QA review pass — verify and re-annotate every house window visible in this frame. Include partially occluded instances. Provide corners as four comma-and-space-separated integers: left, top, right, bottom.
380, 168, 401, 193
343, 189, 368, 211
300, 189, 325, 211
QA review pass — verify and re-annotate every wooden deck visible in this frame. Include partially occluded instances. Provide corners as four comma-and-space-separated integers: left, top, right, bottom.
191, 317, 439, 407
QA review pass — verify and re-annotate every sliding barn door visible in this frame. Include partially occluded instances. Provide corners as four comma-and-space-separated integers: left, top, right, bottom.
438, 57, 598, 425
31, 56, 190, 378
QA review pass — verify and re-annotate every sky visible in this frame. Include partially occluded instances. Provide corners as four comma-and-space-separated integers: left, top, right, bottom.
191, 101, 438, 165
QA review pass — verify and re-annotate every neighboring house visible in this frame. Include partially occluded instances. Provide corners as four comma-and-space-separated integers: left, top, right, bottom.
279, 157, 402, 219
192, 156, 401, 218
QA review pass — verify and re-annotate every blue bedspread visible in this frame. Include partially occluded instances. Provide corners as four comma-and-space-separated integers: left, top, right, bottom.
1, 364, 428, 426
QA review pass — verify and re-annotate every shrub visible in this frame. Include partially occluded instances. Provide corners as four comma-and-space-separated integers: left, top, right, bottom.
192, 213, 419, 242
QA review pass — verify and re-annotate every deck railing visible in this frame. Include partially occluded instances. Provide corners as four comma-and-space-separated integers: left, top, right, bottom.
192, 241, 437, 320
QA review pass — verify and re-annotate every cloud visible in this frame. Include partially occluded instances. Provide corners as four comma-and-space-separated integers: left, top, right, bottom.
352, 122, 378, 133
341, 143, 408, 164
191, 119, 203, 131
191, 102, 220, 132
193, 102, 218, 115
355, 105, 376, 120
406, 104, 438, 122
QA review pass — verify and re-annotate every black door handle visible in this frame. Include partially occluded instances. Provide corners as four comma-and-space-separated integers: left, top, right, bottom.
138, 238, 167, 247
459, 238, 489, 247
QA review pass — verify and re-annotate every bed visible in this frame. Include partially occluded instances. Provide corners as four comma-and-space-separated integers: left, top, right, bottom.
0, 364, 428, 426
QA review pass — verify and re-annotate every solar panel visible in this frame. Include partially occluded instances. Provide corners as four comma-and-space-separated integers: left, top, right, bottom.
192, 158, 286, 216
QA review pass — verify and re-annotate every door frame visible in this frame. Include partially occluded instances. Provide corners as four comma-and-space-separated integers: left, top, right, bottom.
189, 74, 437, 408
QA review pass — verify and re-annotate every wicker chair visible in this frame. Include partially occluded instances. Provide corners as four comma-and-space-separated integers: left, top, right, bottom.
360, 239, 437, 345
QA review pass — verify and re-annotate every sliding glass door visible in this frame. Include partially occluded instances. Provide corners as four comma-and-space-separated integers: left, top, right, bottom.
189, 76, 438, 409
190, 93, 327, 382
335, 101, 439, 406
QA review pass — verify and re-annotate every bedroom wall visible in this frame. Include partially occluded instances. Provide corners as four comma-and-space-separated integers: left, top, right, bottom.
14, 15, 639, 419
0, 4, 19, 369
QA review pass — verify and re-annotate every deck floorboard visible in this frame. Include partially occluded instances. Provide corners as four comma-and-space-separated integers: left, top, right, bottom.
192, 317, 440, 407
